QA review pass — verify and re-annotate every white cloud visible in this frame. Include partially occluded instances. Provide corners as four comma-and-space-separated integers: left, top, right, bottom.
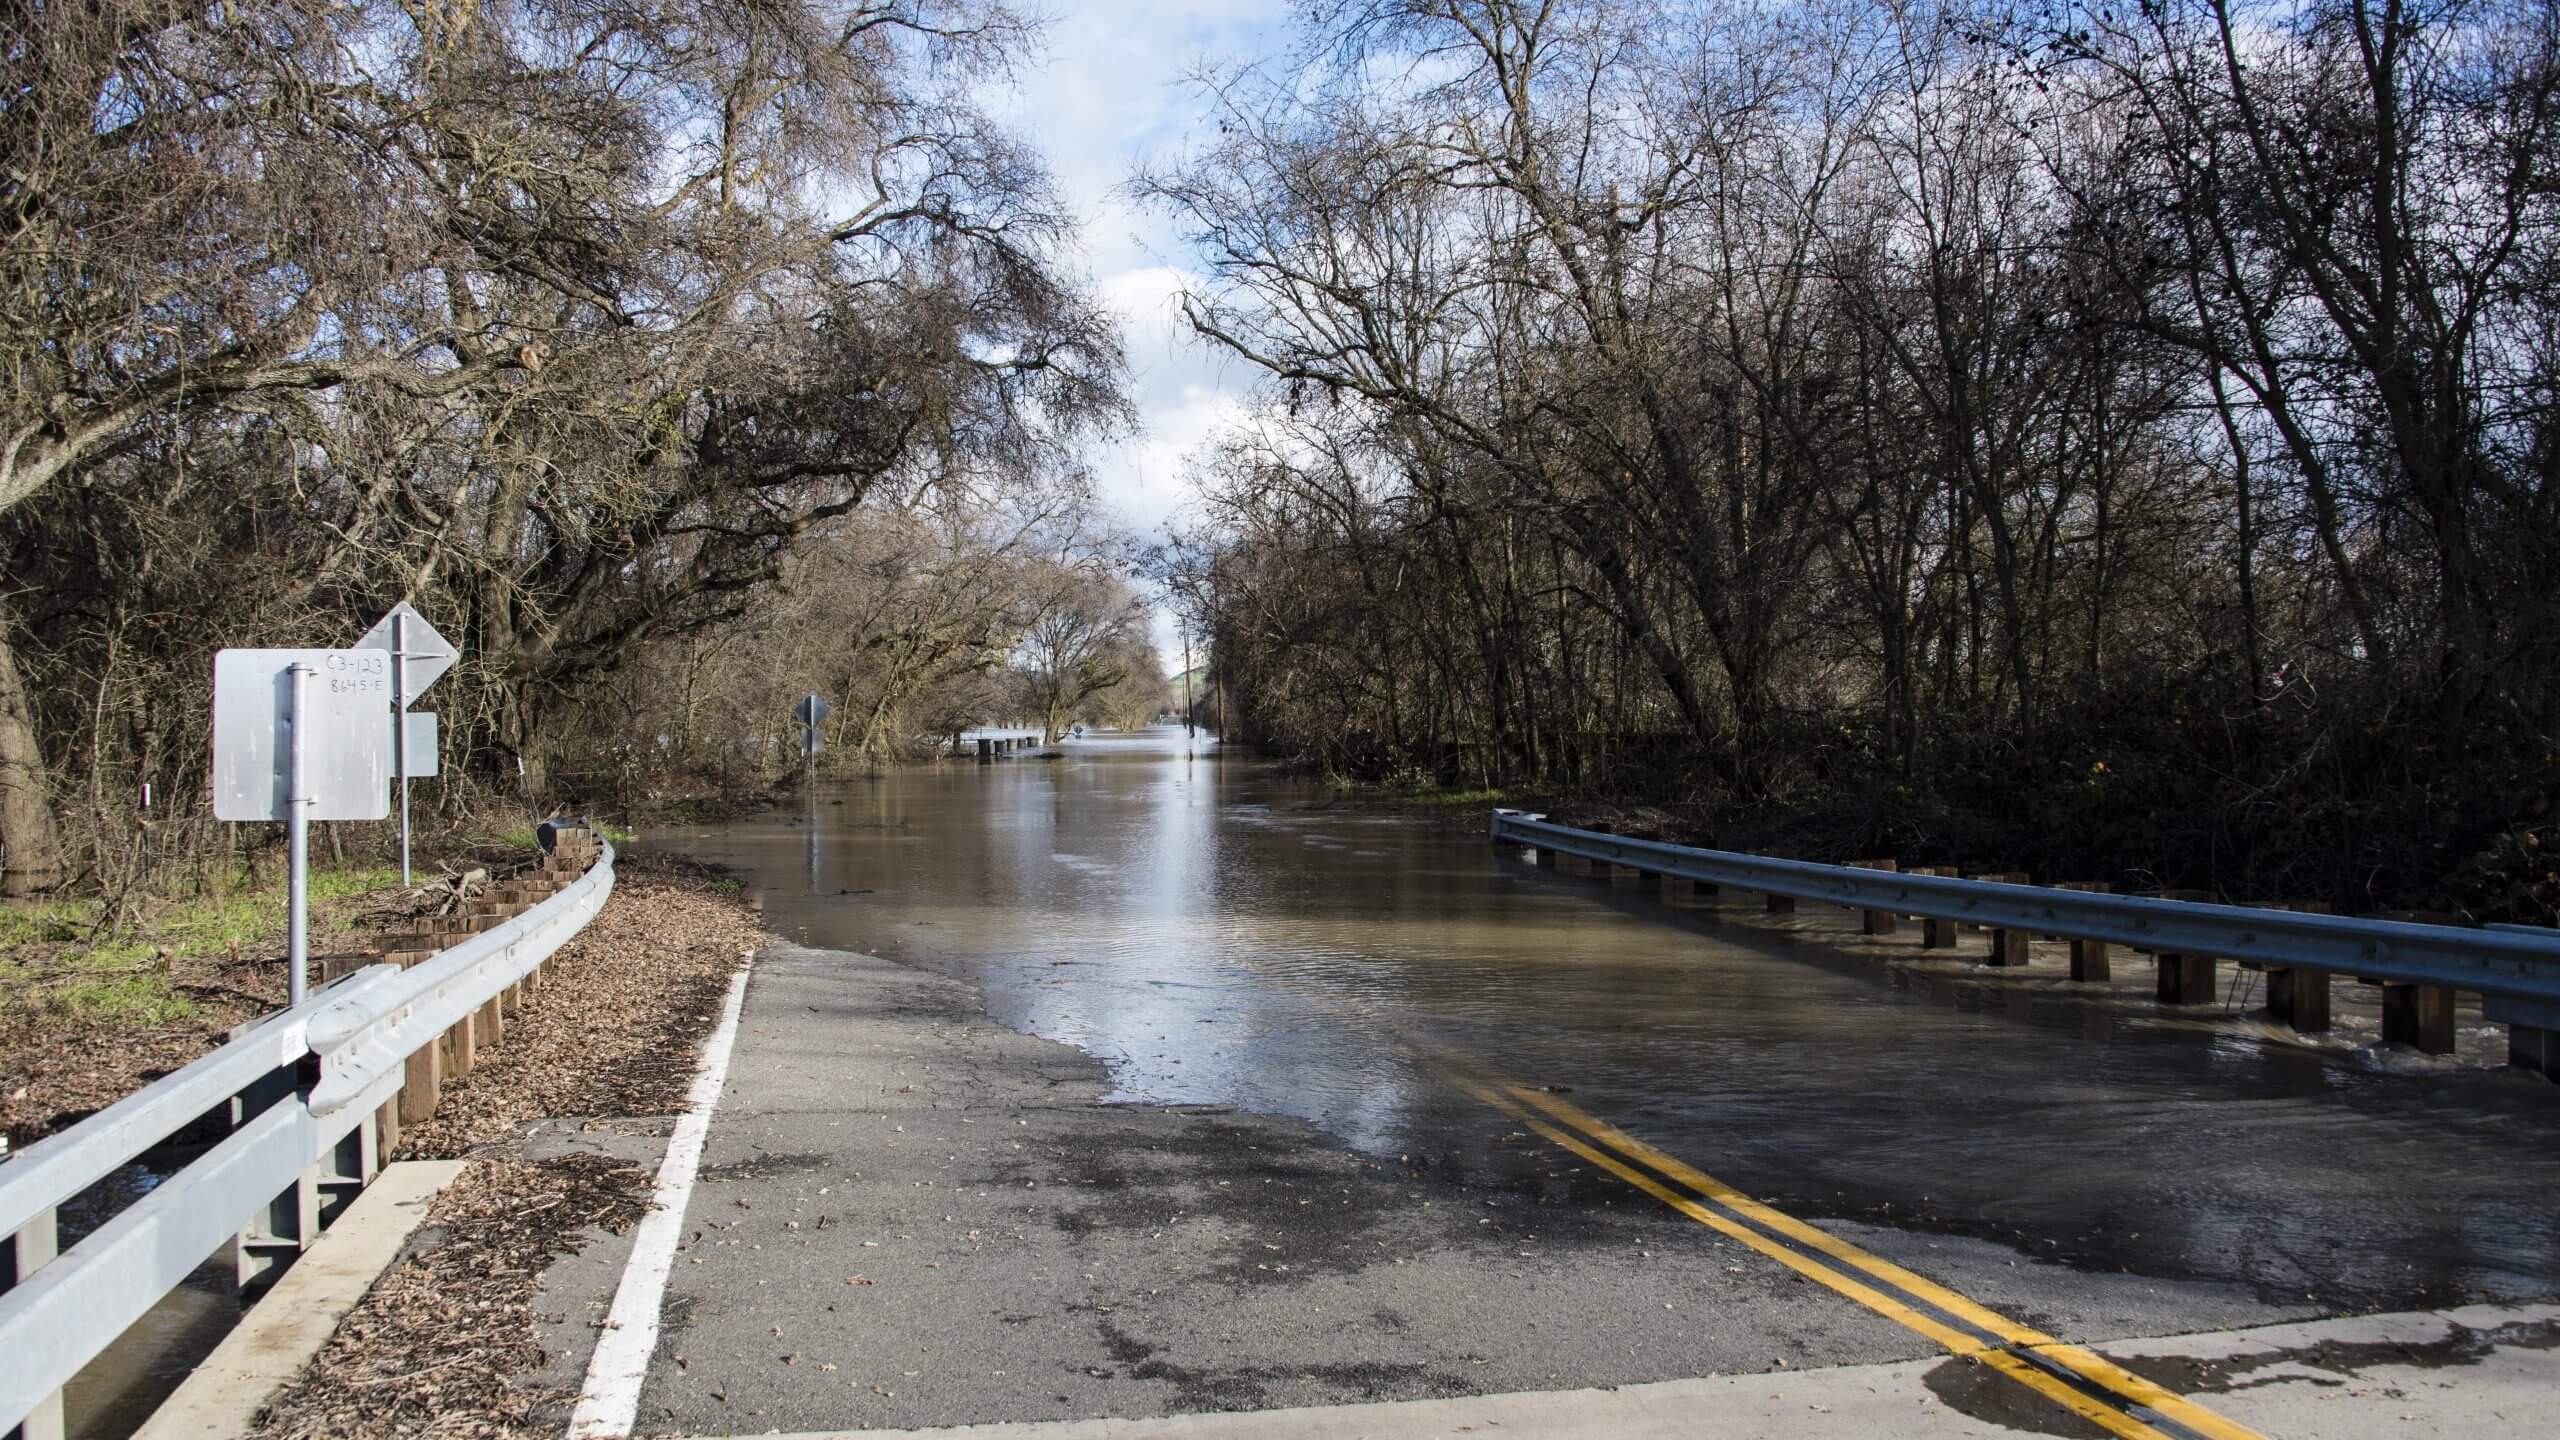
985, 2, 1295, 671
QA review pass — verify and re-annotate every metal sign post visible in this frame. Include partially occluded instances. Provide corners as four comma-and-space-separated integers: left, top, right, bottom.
793, 693, 830, 892
393, 610, 407, 884
286, 662, 311, 1003
358, 603, 457, 884
214, 648, 392, 1006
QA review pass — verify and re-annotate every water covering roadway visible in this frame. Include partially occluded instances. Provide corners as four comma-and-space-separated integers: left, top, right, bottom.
635, 725, 2560, 1438
666, 727, 2560, 1317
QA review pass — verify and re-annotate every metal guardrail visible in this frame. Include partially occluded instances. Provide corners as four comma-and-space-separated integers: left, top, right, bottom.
1489, 812, 2560, 1053
0, 839, 615, 1438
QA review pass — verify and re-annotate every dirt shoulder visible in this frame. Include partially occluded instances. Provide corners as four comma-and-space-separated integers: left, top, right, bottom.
249, 852, 772, 1438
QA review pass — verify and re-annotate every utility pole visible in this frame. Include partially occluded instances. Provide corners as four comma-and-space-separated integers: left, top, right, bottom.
1181, 626, 1195, 738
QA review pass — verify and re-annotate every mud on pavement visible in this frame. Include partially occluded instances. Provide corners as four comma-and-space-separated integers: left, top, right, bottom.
628, 943, 2311, 1436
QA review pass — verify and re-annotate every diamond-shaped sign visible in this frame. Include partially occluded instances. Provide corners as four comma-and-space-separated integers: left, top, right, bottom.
357, 602, 457, 704
794, 693, 831, 726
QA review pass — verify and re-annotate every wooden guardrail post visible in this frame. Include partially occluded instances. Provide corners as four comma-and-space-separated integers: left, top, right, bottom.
2514, 1024, 2557, 1080
2141, 890, 2217, 1004
2270, 966, 2332, 1032
1848, 860, 1897, 935
400, 1035, 442, 1126
2050, 883, 2114, 980
1908, 867, 1958, 945
1971, 873, 2030, 964
440, 1007, 476, 1081
2241, 902, 2334, 1033
2371, 912, 2460, 1053
2156, 952, 2216, 1004
2381, 983, 2456, 1053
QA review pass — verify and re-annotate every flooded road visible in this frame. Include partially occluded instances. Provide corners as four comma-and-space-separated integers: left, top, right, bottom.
659, 727, 2560, 1314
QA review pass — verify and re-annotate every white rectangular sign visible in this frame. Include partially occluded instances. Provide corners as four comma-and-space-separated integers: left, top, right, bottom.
395, 710, 440, 778
212, 649, 393, 821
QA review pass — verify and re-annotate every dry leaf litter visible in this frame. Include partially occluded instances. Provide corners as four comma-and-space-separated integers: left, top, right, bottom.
252, 853, 772, 1438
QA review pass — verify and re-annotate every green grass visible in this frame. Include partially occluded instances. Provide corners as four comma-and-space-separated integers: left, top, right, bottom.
473, 822, 631, 851
142, 866, 399, 957
0, 863, 400, 1028
0, 937, 194, 1025
56, 966, 198, 1024
1398, 786, 1510, 807
0, 895, 102, 948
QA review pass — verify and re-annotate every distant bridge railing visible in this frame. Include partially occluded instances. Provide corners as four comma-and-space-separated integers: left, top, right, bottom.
0, 835, 614, 1439
1489, 811, 2559, 1079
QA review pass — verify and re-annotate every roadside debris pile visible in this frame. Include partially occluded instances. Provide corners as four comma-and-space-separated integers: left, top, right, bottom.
391, 852, 768, 1158
253, 1154, 650, 1439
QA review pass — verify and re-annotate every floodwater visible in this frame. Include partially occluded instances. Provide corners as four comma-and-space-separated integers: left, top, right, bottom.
662, 726, 2560, 1312
54, 1162, 240, 1440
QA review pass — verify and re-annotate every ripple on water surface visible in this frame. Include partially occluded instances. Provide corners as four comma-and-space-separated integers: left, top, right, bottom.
665, 727, 2560, 1310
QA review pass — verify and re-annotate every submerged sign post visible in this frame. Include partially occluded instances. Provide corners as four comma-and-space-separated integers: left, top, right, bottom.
794, 693, 830, 889
358, 603, 457, 884
213, 649, 393, 1004
794, 693, 830, 778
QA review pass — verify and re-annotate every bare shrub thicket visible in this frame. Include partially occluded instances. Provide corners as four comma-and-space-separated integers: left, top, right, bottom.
1144, 0, 2560, 912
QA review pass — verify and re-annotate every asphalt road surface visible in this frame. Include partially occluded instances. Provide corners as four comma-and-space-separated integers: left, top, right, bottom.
604, 732, 2560, 1437
573, 941, 2554, 1439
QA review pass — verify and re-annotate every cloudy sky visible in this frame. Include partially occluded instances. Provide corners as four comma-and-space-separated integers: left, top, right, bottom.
985, 1, 1295, 663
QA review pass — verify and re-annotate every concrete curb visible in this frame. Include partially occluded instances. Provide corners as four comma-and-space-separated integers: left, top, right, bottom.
129, 1160, 468, 1440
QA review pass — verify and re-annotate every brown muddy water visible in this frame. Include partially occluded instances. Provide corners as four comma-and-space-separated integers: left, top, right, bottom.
661, 727, 2560, 1314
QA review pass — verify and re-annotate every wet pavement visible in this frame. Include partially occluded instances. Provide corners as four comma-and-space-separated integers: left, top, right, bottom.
659, 729, 2560, 1317
630, 944, 2313, 1435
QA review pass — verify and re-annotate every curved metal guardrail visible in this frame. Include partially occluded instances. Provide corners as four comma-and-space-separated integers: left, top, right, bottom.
0, 839, 615, 1438
1490, 811, 2560, 1063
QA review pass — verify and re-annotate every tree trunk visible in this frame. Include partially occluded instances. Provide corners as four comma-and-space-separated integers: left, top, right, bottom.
0, 606, 65, 893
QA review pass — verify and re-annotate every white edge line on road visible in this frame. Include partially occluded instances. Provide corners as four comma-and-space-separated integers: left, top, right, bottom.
567, 957, 755, 1439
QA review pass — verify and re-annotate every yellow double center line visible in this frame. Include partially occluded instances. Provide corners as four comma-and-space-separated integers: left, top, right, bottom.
1458, 1077, 2263, 1440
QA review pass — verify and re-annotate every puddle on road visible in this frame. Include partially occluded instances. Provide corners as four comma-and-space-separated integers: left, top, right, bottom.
658, 728, 2560, 1314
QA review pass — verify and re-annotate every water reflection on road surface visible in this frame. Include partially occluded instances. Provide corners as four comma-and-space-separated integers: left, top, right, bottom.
662, 726, 2560, 1312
